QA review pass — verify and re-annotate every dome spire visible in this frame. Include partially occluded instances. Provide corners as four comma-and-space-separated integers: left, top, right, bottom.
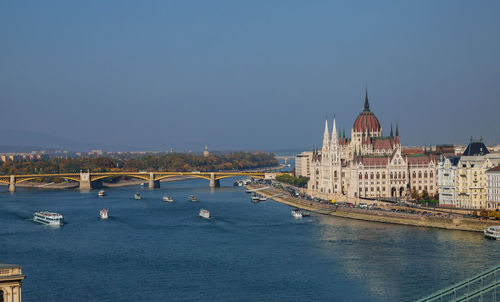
364, 88, 370, 111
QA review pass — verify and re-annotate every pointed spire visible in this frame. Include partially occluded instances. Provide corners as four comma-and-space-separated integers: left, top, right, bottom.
396, 123, 399, 137
322, 117, 330, 149
343, 127, 346, 139
364, 88, 370, 111
390, 123, 394, 138
331, 117, 338, 144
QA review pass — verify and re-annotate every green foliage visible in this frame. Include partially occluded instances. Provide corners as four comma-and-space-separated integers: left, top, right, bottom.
422, 190, 430, 201
276, 174, 309, 188
0, 152, 278, 175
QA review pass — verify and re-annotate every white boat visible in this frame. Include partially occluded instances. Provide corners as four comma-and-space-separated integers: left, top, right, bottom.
140, 182, 145, 187
134, 193, 142, 200
258, 196, 267, 201
199, 209, 210, 219
291, 209, 302, 219
251, 193, 260, 202
484, 226, 500, 239
162, 196, 174, 203
33, 211, 64, 226
188, 195, 197, 202
98, 190, 106, 197
100, 209, 109, 219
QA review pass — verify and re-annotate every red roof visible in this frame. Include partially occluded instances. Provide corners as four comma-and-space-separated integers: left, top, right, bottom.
373, 138, 393, 150
360, 157, 388, 166
487, 166, 500, 172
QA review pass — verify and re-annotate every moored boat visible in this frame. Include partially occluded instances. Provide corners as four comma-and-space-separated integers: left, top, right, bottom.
100, 209, 109, 219
484, 226, 500, 239
301, 210, 310, 217
162, 196, 174, 203
33, 211, 64, 226
199, 209, 210, 219
188, 195, 197, 202
98, 190, 106, 197
291, 209, 303, 219
258, 196, 267, 201
251, 193, 260, 202
134, 193, 142, 200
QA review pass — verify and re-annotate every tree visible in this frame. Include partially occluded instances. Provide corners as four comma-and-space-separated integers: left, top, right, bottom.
422, 190, 430, 201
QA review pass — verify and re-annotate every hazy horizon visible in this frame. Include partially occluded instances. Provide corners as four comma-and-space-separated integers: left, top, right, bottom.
2, 1, 499, 151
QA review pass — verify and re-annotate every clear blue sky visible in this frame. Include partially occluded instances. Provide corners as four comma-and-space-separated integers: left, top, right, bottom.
1, 0, 499, 151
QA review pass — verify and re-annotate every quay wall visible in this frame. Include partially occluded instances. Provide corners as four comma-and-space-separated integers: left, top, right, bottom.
247, 185, 498, 233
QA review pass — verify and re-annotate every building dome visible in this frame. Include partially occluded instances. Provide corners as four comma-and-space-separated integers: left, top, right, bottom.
353, 91, 381, 133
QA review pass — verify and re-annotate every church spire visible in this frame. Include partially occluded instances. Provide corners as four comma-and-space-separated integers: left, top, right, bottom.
390, 123, 394, 138
364, 89, 370, 111
396, 122, 399, 137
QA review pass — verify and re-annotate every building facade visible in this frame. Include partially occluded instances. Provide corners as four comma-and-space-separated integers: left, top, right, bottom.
295, 151, 312, 178
307, 91, 438, 200
438, 155, 460, 207
0, 264, 25, 302
487, 166, 500, 210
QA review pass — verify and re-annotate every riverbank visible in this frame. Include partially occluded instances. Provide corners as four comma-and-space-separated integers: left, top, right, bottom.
247, 184, 498, 232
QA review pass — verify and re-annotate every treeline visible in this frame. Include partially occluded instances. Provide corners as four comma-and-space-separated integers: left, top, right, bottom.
276, 174, 309, 188
0, 152, 278, 175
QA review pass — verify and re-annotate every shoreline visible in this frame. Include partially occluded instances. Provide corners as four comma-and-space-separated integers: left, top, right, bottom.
248, 184, 498, 233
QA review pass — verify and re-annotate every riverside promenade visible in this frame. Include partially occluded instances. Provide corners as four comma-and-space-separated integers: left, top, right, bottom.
247, 184, 499, 233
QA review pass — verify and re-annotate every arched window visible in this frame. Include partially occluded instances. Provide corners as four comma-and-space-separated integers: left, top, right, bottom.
334, 171, 337, 178
424, 172, 428, 178
413, 171, 416, 178
418, 172, 422, 178
382, 172, 386, 179
316, 169, 319, 175
390, 172, 393, 179
376, 173, 380, 179
430, 172, 433, 178
0, 289, 4, 302
402, 172, 405, 179
359, 173, 362, 180
365, 173, 368, 180
370, 173, 374, 180
398, 172, 401, 179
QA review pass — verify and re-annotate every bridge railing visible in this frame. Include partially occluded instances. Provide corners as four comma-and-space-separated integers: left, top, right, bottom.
415, 263, 500, 302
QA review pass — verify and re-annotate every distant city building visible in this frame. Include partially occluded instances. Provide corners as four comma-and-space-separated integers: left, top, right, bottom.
295, 152, 312, 177
438, 155, 460, 207
203, 145, 210, 157
487, 166, 500, 210
439, 138, 500, 209
0, 263, 25, 302
306, 90, 438, 200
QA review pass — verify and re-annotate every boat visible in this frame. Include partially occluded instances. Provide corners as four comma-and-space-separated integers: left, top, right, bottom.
251, 193, 260, 202
188, 195, 197, 202
134, 193, 142, 200
98, 190, 106, 197
484, 226, 500, 239
100, 209, 109, 219
258, 196, 267, 201
291, 209, 303, 219
140, 182, 145, 187
199, 209, 210, 219
162, 196, 174, 203
245, 189, 253, 194
33, 211, 64, 226
300, 210, 310, 217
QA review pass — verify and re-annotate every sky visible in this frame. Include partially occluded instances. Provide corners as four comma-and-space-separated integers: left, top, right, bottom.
1, 0, 499, 151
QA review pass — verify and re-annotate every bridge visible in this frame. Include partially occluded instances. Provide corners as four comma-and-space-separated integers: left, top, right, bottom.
275, 155, 295, 165
0, 171, 281, 192
416, 263, 500, 302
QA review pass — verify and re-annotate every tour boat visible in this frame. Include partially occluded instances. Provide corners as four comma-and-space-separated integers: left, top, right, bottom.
188, 195, 197, 202
291, 209, 303, 219
251, 194, 260, 202
162, 196, 174, 203
98, 190, 106, 197
134, 193, 142, 200
484, 226, 500, 240
258, 196, 267, 202
199, 209, 210, 219
33, 211, 64, 226
100, 209, 109, 219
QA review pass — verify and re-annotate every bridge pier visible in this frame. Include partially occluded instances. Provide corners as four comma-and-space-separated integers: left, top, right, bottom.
148, 173, 160, 189
209, 173, 220, 188
8, 175, 15, 192
79, 172, 91, 190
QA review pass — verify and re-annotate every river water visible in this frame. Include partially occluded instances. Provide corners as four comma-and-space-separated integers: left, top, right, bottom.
1, 179, 499, 301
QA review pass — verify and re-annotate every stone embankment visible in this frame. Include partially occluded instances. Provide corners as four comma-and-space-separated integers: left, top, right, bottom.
247, 184, 498, 233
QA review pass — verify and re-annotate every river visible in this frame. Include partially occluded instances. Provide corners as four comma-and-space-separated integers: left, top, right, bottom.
1, 179, 499, 301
